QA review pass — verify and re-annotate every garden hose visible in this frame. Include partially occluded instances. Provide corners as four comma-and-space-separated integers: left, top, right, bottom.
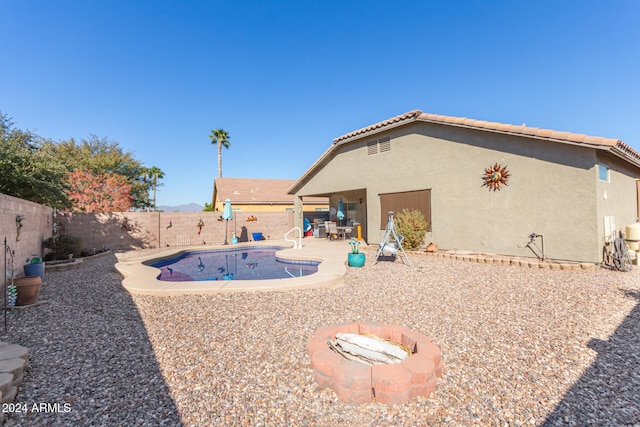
611, 234, 632, 272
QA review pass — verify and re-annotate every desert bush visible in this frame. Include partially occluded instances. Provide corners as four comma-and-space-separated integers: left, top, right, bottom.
43, 234, 83, 260
394, 209, 429, 250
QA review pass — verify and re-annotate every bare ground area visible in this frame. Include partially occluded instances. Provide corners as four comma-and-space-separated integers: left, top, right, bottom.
3, 250, 639, 426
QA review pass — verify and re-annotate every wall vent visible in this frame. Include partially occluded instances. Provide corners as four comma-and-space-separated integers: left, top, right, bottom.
379, 137, 391, 152
367, 140, 378, 155
367, 137, 391, 155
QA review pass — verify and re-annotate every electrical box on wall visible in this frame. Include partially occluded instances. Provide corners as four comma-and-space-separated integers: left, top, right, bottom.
603, 216, 615, 241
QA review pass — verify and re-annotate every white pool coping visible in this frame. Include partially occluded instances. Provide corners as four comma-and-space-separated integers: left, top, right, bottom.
115, 238, 357, 295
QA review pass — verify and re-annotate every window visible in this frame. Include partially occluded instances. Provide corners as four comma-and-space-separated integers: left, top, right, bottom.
379, 189, 431, 230
599, 165, 610, 182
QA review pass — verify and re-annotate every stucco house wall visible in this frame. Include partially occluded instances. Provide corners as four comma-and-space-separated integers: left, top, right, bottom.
290, 111, 640, 263
595, 152, 640, 245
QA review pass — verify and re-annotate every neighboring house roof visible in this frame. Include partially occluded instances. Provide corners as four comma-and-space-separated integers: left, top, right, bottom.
215, 178, 328, 205
289, 110, 640, 194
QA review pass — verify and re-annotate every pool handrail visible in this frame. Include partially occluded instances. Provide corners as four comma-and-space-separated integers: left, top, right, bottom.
284, 227, 302, 249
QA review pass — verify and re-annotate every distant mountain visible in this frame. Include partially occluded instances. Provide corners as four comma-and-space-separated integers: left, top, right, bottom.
156, 202, 204, 212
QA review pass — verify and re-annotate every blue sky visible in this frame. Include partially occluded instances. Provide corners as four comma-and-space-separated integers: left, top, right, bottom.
1, 1, 639, 207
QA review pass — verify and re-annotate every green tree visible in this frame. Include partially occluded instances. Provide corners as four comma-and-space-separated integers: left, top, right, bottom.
208, 129, 231, 178
0, 113, 69, 208
202, 202, 215, 212
43, 136, 137, 174
43, 135, 150, 209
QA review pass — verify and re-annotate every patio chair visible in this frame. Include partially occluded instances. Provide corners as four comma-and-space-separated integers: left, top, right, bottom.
340, 226, 353, 240
325, 221, 339, 240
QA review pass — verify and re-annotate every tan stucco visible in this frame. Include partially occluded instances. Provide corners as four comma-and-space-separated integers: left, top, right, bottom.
292, 121, 640, 263
595, 152, 640, 245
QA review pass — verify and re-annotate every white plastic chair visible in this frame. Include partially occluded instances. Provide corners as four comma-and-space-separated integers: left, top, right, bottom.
325, 222, 338, 240
340, 227, 353, 240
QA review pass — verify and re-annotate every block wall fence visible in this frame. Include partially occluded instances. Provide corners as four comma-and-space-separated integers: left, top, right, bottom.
0, 194, 54, 270
62, 210, 296, 251
0, 194, 297, 256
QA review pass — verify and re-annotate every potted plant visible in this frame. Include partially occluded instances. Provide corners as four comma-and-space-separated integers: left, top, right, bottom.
24, 254, 45, 283
347, 238, 365, 267
14, 255, 43, 306
13, 275, 42, 306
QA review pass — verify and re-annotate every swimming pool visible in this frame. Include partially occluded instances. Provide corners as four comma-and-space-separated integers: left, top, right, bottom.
147, 246, 319, 281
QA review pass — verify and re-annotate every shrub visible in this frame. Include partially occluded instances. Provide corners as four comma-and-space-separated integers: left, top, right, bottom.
43, 234, 83, 260
394, 209, 429, 251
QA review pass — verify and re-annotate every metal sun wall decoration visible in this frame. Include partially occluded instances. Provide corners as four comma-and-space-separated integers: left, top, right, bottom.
482, 163, 510, 191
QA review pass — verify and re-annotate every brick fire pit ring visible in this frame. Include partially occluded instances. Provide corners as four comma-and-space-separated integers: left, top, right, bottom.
308, 322, 442, 405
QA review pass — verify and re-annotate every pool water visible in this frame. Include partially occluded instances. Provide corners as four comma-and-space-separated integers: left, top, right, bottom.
148, 247, 319, 281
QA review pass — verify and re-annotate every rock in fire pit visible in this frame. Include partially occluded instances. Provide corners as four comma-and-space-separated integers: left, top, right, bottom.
308, 322, 442, 405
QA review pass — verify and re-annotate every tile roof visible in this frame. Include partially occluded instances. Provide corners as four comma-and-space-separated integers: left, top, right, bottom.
289, 110, 640, 195
333, 110, 423, 144
416, 112, 624, 148
333, 110, 640, 165
215, 178, 328, 204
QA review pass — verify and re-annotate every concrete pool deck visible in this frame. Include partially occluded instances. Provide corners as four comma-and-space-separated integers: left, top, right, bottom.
115, 238, 356, 295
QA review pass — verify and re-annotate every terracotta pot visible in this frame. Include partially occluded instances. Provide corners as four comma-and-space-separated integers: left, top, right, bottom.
13, 276, 42, 306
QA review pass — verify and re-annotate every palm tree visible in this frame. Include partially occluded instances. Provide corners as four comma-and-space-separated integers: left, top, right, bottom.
208, 129, 231, 178
143, 166, 165, 210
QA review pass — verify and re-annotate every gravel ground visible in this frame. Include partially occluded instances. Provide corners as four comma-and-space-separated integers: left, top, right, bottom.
2, 249, 639, 426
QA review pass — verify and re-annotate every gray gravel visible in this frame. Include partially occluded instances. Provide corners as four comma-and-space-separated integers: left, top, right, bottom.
2, 249, 639, 426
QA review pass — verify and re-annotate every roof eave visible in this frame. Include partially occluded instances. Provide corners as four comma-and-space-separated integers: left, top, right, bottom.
290, 111, 640, 195
606, 144, 640, 169
228, 201, 295, 205
288, 145, 335, 195
332, 118, 419, 146
418, 116, 640, 169
290, 111, 423, 195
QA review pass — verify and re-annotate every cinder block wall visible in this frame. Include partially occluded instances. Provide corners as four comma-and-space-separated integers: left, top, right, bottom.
0, 194, 53, 271
1, 193, 298, 255
61, 210, 296, 251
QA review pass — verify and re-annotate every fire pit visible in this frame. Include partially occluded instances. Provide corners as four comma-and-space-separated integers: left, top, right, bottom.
308, 322, 442, 405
